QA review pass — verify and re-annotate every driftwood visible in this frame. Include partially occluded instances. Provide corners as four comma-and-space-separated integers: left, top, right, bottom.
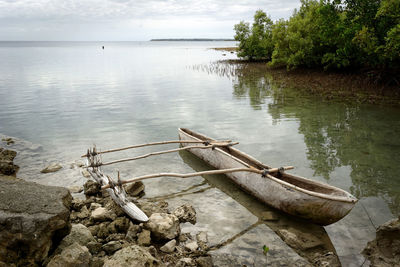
85, 147, 149, 222
101, 166, 294, 190
81, 139, 232, 157
93, 142, 239, 167
86, 167, 149, 222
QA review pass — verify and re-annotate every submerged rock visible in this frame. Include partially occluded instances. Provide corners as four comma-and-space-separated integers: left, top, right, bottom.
145, 213, 180, 240
260, 211, 279, 221
2, 137, 14, 145
47, 242, 91, 267
81, 169, 91, 178
363, 217, 400, 267
0, 177, 72, 266
103, 245, 162, 267
68, 186, 83, 194
173, 204, 196, 225
278, 228, 323, 250
41, 163, 62, 173
196, 231, 208, 250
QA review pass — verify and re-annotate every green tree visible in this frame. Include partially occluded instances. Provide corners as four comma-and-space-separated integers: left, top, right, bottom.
234, 10, 274, 60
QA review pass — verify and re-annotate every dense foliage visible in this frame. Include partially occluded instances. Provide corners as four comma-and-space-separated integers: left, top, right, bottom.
234, 0, 400, 73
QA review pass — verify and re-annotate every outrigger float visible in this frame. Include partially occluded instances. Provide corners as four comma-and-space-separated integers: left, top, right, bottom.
83, 128, 357, 225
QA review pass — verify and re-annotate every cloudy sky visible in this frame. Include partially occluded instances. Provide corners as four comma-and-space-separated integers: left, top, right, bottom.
0, 0, 300, 41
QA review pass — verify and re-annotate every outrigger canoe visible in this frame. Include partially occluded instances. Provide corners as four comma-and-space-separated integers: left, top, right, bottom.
178, 128, 357, 225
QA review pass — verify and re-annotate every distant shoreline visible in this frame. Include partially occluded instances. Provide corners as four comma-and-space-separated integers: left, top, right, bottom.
150, 38, 235, 42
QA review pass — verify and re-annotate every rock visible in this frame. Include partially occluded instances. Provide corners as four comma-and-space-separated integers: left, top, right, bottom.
313, 252, 341, 267
125, 222, 141, 242
145, 213, 180, 240
177, 257, 195, 267
125, 181, 145, 197
41, 163, 62, 173
83, 180, 101, 196
58, 224, 95, 251
160, 239, 176, 253
72, 198, 85, 211
90, 203, 101, 210
108, 217, 130, 233
363, 217, 400, 267
179, 233, 191, 242
278, 229, 323, 250
105, 201, 125, 217
102, 240, 122, 255
90, 257, 104, 267
87, 241, 102, 255
47, 242, 91, 267
105, 233, 125, 242
0, 148, 19, 175
96, 222, 111, 239
77, 206, 90, 220
91, 207, 116, 222
68, 186, 83, 194
2, 137, 14, 145
195, 256, 213, 267
184, 241, 198, 252
136, 199, 169, 216
88, 225, 100, 237
173, 204, 196, 225
0, 177, 71, 266
103, 245, 161, 267
260, 211, 279, 221
137, 229, 152, 246
81, 169, 90, 178
196, 231, 208, 250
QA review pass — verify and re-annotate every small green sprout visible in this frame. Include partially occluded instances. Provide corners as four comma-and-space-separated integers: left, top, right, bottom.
263, 245, 269, 255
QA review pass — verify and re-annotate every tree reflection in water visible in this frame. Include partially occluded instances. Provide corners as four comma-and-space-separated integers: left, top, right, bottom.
192, 61, 400, 214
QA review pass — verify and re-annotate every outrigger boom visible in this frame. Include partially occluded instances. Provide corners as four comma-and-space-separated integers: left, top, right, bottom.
84, 137, 295, 222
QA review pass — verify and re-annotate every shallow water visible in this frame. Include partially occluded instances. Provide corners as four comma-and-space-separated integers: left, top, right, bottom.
1, 41, 400, 266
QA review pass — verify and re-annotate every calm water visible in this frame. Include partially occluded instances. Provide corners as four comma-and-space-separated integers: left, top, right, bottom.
1, 41, 400, 266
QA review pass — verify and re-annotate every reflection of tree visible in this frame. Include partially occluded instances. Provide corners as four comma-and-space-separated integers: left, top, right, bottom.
194, 61, 400, 214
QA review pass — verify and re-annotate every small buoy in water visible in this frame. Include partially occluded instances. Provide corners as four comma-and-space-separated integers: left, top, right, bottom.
102, 46, 104, 49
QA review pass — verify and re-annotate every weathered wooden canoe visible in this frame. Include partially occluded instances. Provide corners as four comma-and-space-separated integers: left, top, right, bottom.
178, 128, 357, 225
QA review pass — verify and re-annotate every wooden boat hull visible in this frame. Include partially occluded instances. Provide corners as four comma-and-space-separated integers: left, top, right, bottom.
178, 128, 357, 225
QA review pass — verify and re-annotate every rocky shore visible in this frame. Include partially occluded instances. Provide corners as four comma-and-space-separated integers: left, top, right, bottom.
1, 143, 400, 266
0, 145, 212, 267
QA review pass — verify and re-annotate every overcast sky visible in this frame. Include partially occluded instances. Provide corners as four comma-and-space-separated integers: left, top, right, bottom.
0, 0, 300, 41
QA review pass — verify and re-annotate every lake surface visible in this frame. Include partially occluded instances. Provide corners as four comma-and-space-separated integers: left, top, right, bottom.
1, 41, 400, 266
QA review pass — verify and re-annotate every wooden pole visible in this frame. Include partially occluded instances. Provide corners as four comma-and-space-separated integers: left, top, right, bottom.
101, 166, 294, 189
81, 139, 232, 157
94, 142, 239, 167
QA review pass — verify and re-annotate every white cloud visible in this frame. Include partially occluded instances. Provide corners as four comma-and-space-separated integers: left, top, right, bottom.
0, 0, 300, 40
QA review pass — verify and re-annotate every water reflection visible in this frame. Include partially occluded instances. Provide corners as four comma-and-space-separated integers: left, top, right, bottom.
194, 61, 400, 215
179, 150, 340, 265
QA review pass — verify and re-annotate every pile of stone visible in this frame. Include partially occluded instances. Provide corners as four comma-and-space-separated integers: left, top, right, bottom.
0, 146, 213, 266
48, 179, 213, 267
